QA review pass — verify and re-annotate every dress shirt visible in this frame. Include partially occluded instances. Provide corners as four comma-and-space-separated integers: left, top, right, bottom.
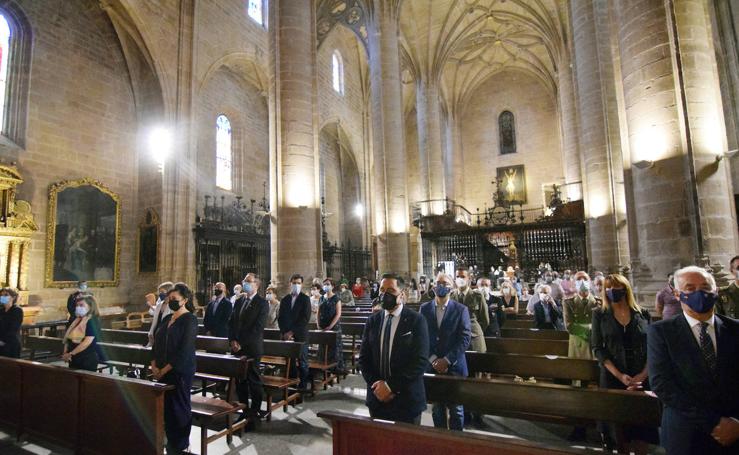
543, 301, 552, 323
291, 293, 298, 308
683, 311, 716, 352
379, 303, 403, 371
435, 300, 447, 328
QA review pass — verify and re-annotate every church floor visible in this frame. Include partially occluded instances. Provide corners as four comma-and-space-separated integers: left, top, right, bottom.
0, 373, 664, 454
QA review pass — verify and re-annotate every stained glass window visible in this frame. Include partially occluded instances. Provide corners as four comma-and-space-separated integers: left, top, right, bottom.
216, 115, 233, 191
248, 0, 263, 25
499, 110, 516, 155
332, 50, 344, 95
0, 14, 11, 132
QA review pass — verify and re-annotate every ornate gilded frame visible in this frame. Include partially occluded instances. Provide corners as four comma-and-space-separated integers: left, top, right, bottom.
45, 178, 121, 288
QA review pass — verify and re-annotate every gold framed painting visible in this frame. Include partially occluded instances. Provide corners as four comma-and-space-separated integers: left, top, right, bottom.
496, 165, 527, 206
45, 178, 121, 288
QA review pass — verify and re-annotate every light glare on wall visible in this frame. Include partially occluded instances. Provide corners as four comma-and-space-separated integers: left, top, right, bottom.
285, 173, 313, 208
390, 214, 407, 234
588, 193, 609, 219
354, 203, 364, 218
633, 126, 668, 165
148, 127, 173, 170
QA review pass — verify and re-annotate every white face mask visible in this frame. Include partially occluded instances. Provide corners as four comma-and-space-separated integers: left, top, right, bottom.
266, 292, 273, 301
75, 306, 88, 318
455, 277, 467, 288
291, 284, 301, 295
538, 293, 548, 302
502, 288, 511, 295
576, 279, 591, 292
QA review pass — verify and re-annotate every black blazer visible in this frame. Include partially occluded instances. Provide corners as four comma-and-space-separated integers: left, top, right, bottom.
277, 293, 312, 342
533, 300, 563, 329
359, 306, 429, 421
648, 314, 739, 431
228, 294, 268, 358
203, 296, 232, 338
0, 305, 23, 358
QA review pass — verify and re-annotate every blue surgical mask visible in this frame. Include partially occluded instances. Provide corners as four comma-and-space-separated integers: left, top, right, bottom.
679, 290, 717, 314
435, 285, 451, 298
242, 282, 253, 294
323, 285, 332, 293
75, 306, 88, 318
606, 288, 626, 302
79, 284, 88, 291
0, 296, 10, 305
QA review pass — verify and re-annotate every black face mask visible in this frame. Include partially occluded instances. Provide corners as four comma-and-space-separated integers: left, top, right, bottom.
214, 289, 223, 296
158, 292, 166, 301
168, 299, 181, 312
381, 292, 398, 311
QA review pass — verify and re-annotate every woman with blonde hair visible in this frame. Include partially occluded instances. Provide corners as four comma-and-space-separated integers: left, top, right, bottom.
62, 293, 101, 371
591, 274, 657, 453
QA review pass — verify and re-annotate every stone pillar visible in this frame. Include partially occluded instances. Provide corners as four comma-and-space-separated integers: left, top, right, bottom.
368, 2, 410, 275
270, 0, 322, 287
614, 0, 739, 282
571, 0, 620, 272
415, 78, 445, 212
557, 55, 582, 202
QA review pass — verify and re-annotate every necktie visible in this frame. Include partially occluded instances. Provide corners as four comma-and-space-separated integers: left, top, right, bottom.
381, 314, 394, 379
699, 322, 717, 375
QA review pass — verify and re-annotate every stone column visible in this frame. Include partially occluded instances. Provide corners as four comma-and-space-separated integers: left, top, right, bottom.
270, 0, 322, 286
415, 78, 445, 212
368, 1, 410, 275
557, 55, 582, 202
614, 0, 739, 281
570, 0, 620, 272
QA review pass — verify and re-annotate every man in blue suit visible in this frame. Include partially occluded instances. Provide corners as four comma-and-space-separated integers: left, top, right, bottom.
203, 282, 232, 338
359, 273, 429, 424
648, 266, 739, 454
420, 272, 471, 431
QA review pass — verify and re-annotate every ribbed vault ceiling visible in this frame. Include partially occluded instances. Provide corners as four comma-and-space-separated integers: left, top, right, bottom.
399, 0, 567, 114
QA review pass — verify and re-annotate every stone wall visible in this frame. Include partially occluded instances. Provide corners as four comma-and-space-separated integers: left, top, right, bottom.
458, 70, 563, 213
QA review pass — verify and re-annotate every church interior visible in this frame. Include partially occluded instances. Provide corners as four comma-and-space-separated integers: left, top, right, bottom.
1, 0, 739, 454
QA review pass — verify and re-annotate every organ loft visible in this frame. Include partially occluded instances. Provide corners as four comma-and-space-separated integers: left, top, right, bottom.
0, 1, 738, 454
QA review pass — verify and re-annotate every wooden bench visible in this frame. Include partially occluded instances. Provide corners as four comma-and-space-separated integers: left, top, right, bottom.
260, 340, 304, 420
465, 352, 599, 386
341, 322, 365, 373
502, 319, 534, 329
96, 342, 249, 455
20, 319, 68, 349
0, 356, 171, 455
485, 337, 569, 356
424, 374, 661, 428
318, 410, 585, 454
500, 328, 570, 341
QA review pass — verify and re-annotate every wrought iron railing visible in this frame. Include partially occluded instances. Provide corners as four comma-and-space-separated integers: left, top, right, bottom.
323, 241, 372, 281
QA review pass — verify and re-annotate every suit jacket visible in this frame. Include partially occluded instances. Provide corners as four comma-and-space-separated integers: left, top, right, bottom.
419, 299, 471, 376
648, 314, 739, 436
277, 293, 312, 342
228, 293, 268, 358
203, 296, 232, 338
534, 300, 563, 330
359, 306, 429, 421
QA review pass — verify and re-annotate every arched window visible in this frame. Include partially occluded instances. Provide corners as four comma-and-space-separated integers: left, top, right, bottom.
0, 14, 10, 130
499, 110, 516, 155
216, 115, 233, 191
248, 0, 264, 26
332, 50, 344, 95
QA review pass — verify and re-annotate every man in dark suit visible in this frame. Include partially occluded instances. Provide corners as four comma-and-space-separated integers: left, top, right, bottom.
533, 285, 563, 330
420, 272, 471, 430
204, 282, 232, 338
277, 273, 313, 390
359, 273, 429, 424
648, 266, 739, 454
228, 273, 268, 425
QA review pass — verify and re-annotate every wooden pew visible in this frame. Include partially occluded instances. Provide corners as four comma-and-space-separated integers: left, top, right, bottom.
96, 342, 249, 455
260, 340, 304, 420
263, 328, 339, 390
424, 374, 661, 428
465, 352, 599, 385
341, 322, 365, 373
502, 319, 534, 329
0, 356, 171, 455
485, 337, 569, 356
318, 410, 585, 455
499, 328, 569, 341
25, 334, 64, 360
20, 319, 68, 348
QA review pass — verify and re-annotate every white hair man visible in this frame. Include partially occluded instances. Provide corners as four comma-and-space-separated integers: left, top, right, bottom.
648, 266, 739, 454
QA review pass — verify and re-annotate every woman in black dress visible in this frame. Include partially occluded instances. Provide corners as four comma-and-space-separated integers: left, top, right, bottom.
62, 294, 101, 371
0, 287, 23, 358
317, 278, 345, 373
150, 282, 197, 455
591, 273, 657, 454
